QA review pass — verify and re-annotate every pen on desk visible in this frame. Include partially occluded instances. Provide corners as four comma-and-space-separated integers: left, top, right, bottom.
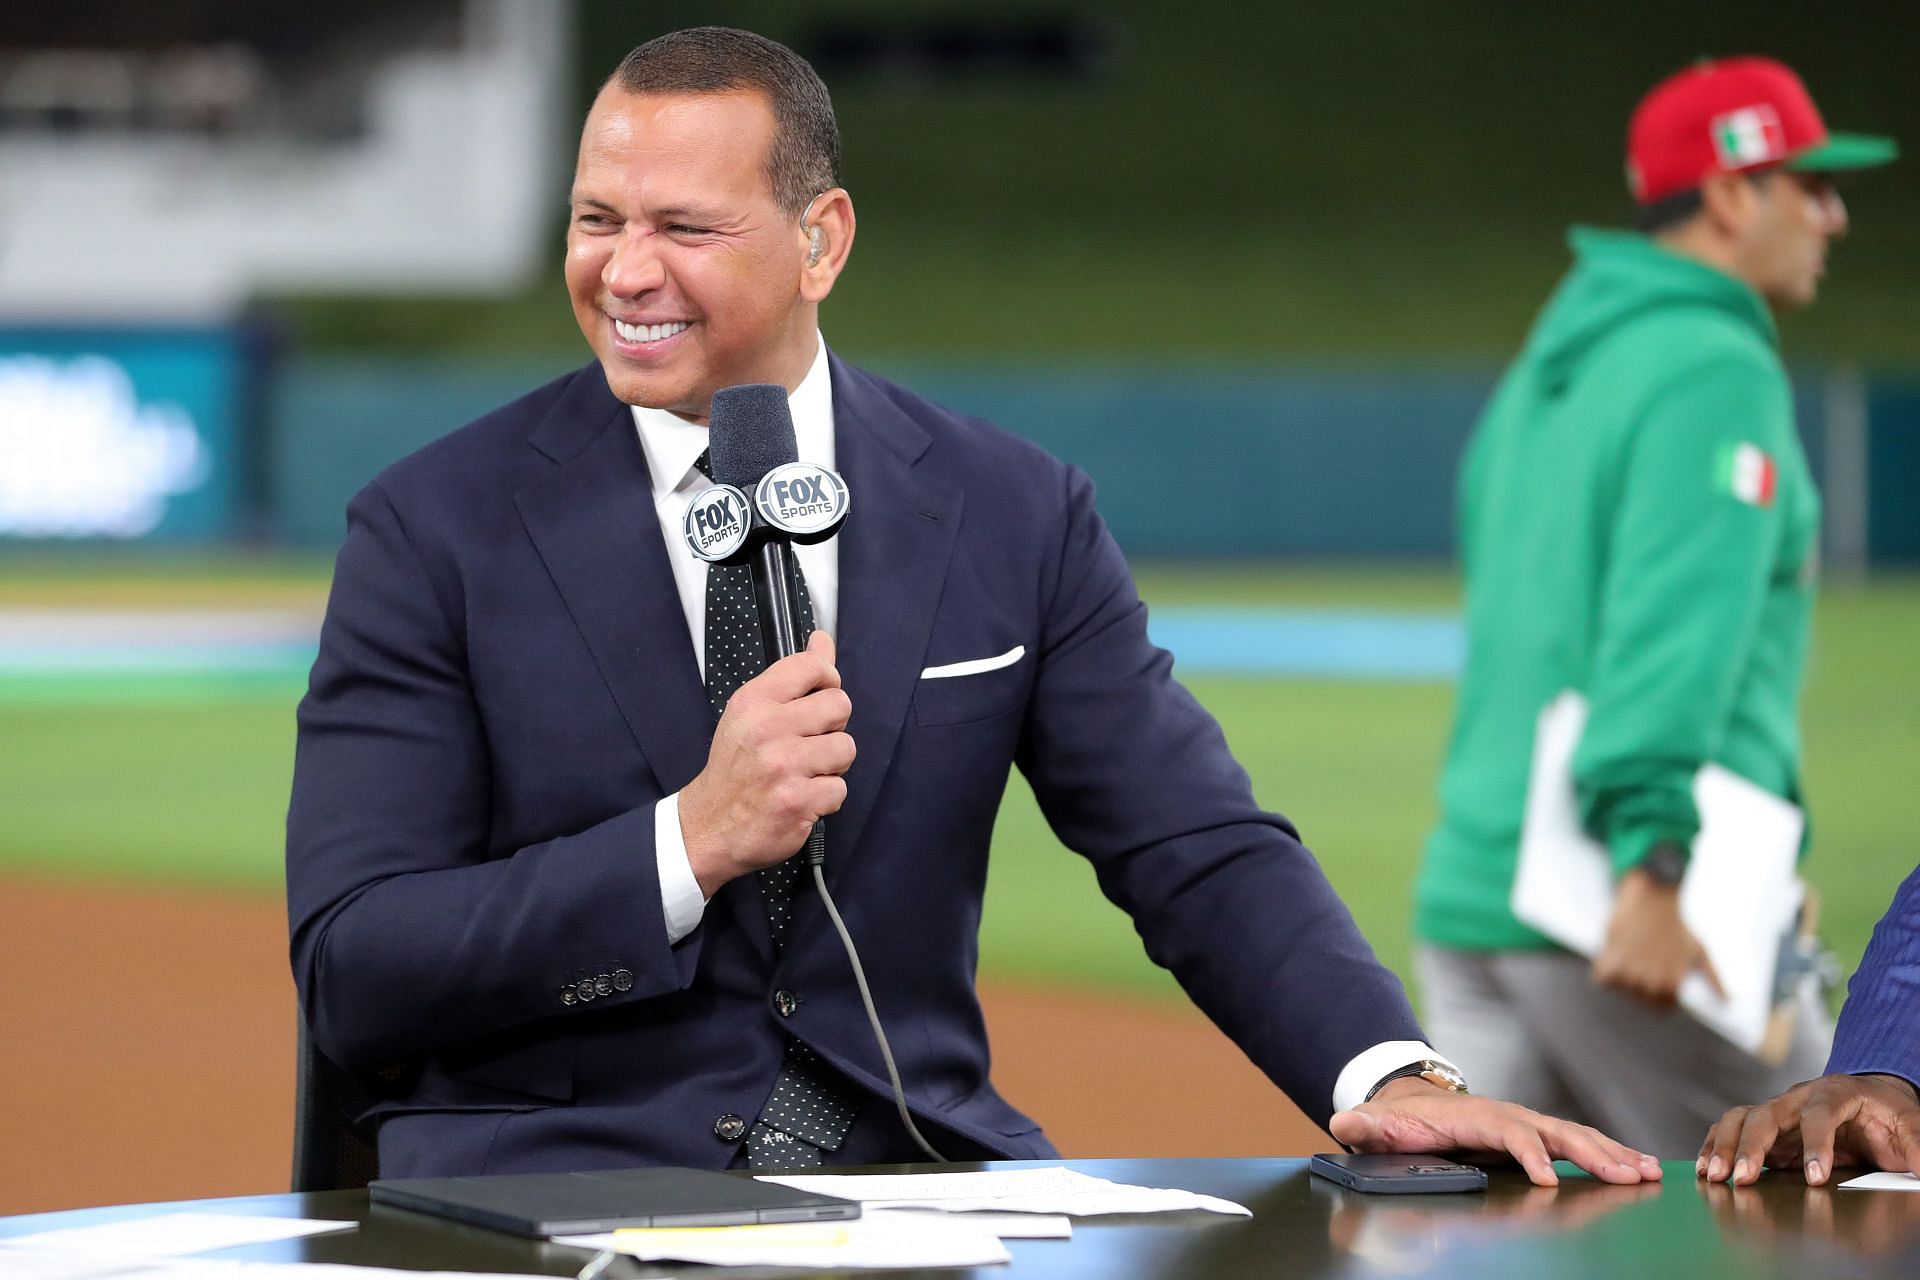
575, 1247, 618, 1280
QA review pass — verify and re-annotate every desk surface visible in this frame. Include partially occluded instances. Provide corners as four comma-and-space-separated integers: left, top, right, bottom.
4, 1159, 1917, 1279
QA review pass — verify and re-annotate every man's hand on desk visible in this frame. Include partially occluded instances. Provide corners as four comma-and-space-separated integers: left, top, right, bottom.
1591, 867, 1724, 1009
1329, 1078, 1665, 1188
681, 631, 856, 898
1698, 1072, 1920, 1186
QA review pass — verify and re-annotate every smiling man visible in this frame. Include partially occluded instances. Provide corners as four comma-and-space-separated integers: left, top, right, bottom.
287, 26, 1660, 1186
566, 81, 844, 418
1416, 56, 1896, 1156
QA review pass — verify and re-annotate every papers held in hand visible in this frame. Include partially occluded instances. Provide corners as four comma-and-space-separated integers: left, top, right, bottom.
1512, 691, 1808, 1058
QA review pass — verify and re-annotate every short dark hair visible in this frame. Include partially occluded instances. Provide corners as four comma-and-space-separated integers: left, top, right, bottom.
1634, 169, 1767, 234
610, 27, 840, 219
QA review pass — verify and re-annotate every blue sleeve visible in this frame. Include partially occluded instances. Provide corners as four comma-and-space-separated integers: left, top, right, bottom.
1014, 464, 1426, 1124
1826, 865, 1920, 1089
286, 480, 697, 1071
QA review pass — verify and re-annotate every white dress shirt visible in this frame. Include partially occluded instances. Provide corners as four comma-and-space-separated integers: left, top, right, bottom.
627, 334, 1451, 1113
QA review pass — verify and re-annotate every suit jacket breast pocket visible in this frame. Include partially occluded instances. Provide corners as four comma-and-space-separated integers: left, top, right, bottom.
913, 649, 1029, 727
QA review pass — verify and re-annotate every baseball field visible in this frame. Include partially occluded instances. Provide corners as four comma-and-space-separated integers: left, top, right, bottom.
2, 554, 1914, 1213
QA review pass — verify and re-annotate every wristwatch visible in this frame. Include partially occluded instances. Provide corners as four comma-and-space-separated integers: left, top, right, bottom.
1365, 1059, 1470, 1102
1637, 840, 1689, 887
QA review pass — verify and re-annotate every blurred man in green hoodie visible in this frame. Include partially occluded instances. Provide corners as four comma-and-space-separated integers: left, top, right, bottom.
1414, 56, 1897, 1156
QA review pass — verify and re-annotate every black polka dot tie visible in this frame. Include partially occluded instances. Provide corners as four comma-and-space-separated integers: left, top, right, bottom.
694, 448, 858, 1169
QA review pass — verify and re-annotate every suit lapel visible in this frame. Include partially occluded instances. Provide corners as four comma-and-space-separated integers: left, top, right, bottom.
514, 371, 712, 803
516, 369, 775, 962
817, 357, 964, 885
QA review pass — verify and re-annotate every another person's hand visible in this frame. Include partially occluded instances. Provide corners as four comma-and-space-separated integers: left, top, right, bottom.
1329, 1077, 1664, 1187
1698, 1073, 1920, 1186
1592, 867, 1724, 1009
680, 631, 854, 895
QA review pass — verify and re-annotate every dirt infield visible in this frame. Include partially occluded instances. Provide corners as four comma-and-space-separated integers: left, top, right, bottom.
0, 876, 1326, 1215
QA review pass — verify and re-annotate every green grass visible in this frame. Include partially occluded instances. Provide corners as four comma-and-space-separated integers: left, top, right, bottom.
2, 561, 1916, 1014
978, 677, 1455, 1000
0, 695, 303, 885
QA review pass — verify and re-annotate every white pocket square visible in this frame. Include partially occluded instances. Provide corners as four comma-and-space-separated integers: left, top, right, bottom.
920, 645, 1026, 680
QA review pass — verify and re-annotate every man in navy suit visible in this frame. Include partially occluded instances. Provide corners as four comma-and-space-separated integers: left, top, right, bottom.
1700, 868, 1920, 1185
287, 26, 1659, 1185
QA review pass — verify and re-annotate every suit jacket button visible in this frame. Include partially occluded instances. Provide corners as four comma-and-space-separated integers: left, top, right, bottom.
772, 989, 798, 1018
714, 1114, 747, 1142
576, 977, 598, 1003
612, 968, 634, 992
594, 973, 614, 997
561, 987, 577, 1007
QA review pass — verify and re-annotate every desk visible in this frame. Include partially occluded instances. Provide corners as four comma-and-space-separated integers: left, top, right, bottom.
4, 1159, 1918, 1279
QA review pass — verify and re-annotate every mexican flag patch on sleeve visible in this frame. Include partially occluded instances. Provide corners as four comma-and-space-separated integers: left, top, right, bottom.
1719, 441, 1778, 507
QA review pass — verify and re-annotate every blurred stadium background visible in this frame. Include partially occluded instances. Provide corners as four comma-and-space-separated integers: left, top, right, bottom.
1, 0, 1915, 1213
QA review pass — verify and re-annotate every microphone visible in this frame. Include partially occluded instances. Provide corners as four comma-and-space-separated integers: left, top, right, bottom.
699, 383, 850, 662
686, 383, 851, 866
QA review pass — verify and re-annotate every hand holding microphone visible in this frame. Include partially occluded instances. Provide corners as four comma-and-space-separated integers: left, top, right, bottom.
677, 385, 852, 896
679, 631, 853, 897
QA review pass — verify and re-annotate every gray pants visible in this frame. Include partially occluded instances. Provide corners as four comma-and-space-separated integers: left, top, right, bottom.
1415, 944, 1833, 1157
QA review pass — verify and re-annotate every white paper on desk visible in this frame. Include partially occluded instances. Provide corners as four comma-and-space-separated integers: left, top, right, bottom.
220, 1266, 551, 1280
0, 1256, 600, 1280
0, 1250, 182, 1280
1839, 1171, 1920, 1191
553, 1211, 1011, 1268
242, 1267, 566, 1280
1512, 691, 1805, 1055
758, 1165, 1251, 1217
872, 1208, 1071, 1238
0, 1213, 356, 1258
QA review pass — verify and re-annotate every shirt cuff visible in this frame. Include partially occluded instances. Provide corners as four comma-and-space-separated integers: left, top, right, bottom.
654, 793, 708, 944
1332, 1041, 1461, 1115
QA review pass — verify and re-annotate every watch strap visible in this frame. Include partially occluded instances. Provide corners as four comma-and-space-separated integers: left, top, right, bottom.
1364, 1058, 1470, 1103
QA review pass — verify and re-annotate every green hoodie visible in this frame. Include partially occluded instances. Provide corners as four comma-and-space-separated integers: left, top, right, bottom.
1415, 227, 1820, 950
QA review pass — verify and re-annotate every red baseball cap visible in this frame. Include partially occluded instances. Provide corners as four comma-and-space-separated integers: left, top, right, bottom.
1626, 56, 1897, 204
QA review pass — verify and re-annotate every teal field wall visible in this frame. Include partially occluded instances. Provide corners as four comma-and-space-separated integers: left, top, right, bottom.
270, 358, 1920, 563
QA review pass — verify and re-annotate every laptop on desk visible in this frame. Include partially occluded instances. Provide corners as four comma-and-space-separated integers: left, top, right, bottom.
369, 1166, 862, 1238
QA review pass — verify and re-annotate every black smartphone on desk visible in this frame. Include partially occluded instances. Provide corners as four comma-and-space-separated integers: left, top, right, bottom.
1309, 1153, 1488, 1194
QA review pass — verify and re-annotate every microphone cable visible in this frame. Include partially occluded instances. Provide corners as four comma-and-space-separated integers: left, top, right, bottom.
809, 860, 949, 1163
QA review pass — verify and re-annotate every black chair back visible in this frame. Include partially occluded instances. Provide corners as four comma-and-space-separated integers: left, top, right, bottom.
291, 1017, 381, 1192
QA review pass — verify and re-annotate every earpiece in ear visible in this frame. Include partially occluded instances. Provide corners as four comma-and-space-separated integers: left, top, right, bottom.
806, 225, 825, 265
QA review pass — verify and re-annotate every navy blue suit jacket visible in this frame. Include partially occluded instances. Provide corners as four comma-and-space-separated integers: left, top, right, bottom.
1826, 866, 1920, 1089
286, 354, 1424, 1178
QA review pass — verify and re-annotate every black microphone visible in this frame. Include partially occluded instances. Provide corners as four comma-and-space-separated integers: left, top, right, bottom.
697, 383, 851, 867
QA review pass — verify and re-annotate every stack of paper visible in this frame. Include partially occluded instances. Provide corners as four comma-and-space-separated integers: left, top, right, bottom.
0, 1214, 547, 1280
554, 1166, 1249, 1269
0, 1214, 356, 1259
760, 1165, 1252, 1218
1841, 1172, 1920, 1191
554, 1212, 1012, 1269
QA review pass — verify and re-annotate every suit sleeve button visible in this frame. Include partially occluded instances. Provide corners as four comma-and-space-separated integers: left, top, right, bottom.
576, 978, 598, 1003
612, 968, 634, 992
594, 973, 614, 997
714, 1114, 747, 1141
772, 989, 798, 1017
561, 987, 577, 1007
